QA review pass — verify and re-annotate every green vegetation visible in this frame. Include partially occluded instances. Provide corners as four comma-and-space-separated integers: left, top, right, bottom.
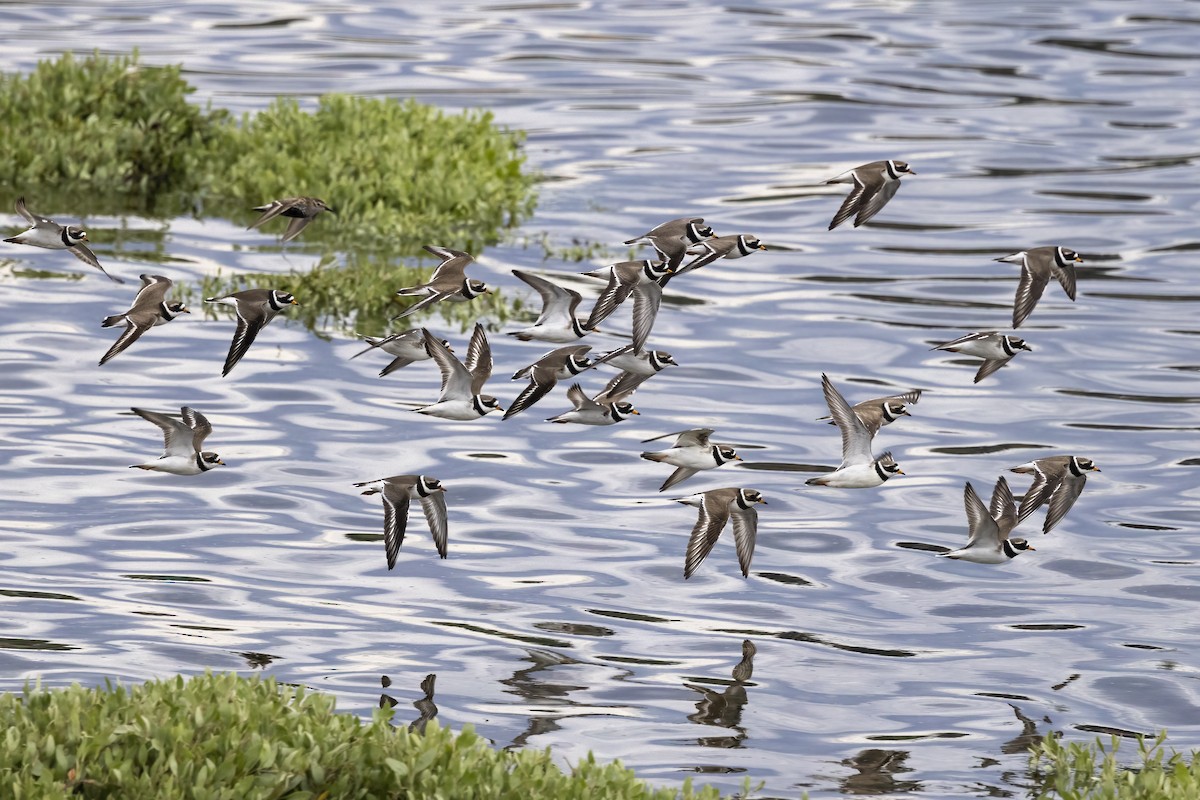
0, 672, 726, 799
198, 253, 525, 335
0, 52, 539, 330
1032, 732, 1200, 800
0, 52, 233, 213
222, 95, 535, 252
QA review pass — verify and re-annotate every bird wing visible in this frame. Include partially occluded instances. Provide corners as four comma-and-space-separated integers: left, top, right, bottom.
933, 331, 994, 352
424, 245, 472, 286
180, 407, 214, 451
281, 215, 312, 243
729, 504, 759, 578
132, 407, 193, 458
503, 374, 557, 420
659, 466, 699, 492
99, 314, 155, 366
418, 491, 449, 558
853, 173, 900, 227
629, 281, 663, 354
878, 389, 922, 406
513, 270, 581, 326
963, 482, 1000, 549
13, 196, 37, 225
1013, 258, 1051, 328
423, 329, 473, 400
1043, 474, 1087, 534
676, 239, 726, 275
464, 323, 493, 394
379, 356, 417, 377
67, 242, 123, 283
850, 403, 887, 438
625, 217, 694, 244
349, 335, 386, 360
380, 481, 415, 570
588, 344, 634, 370
563, 382, 604, 413
1052, 260, 1078, 302
828, 173, 869, 230
596, 370, 650, 404
821, 374, 873, 466
641, 428, 712, 445
1016, 462, 1058, 523
392, 290, 455, 320
248, 199, 292, 229
584, 264, 638, 329
221, 304, 267, 377
973, 355, 1014, 383
129, 275, 173, 310
673, 428, 714, 448
650, 236, 689, 272
989, 476, 1018, 534
684, 491, 733, 579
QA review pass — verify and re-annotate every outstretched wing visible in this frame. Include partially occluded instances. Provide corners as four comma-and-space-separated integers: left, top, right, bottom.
181, 407, 214, 451
828, 174, 868, 230
1013, 259, 1051, 328
684, 492, 732, 579
463, 323, 493, 393
99, 318, 151, 366
584, 265, 637, 329
418, 491, 449, 558
380, 483, 413, 570
513, 269, 581, 326
1043, 474, 1086, 534
853, 175, 899, 227
422, 329, 473, 400
821, 374, 872, 467
973, 355, 1013, 383
131, 408, 192, 458
221, 310, 266, 377
729, 504, 759, 578
988, 476, 1017, 531
963, 482, 999, 549
629, 282, 663, 354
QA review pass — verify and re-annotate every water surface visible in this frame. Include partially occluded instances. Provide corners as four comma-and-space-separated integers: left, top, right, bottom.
2, 2, 1200, 797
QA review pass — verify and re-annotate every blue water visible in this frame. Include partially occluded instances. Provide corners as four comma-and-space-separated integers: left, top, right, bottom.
3, 2, 1200, 797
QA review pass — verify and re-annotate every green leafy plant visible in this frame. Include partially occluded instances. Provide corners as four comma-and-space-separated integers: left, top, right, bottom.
219, 94, 536, 252
1031, 732, 1200, 800
0, 672, 731, 799
0, 52, 539, 333
0, 51, 233, 211
198, 252, 524, 336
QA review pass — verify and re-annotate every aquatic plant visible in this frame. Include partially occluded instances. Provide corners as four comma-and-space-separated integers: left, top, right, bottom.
198, 252, 524, 336
1031, 732, 1200, 799
0, 52, 232, 210
0, 672, 729, 799
0, 52, 539, 331
221, 95, 536, 252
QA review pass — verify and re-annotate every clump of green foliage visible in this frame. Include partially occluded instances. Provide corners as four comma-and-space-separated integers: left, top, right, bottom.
0, 52, 233, 209
1031, 732, 1200, 800
220, 95, 536, 251
0, 51, 539, 331
0, 52, 535, 246
198, 253, 524, 335
0, 672, 726, 799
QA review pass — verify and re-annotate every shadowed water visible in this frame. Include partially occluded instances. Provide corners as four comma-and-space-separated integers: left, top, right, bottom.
2, 2, 1200, 797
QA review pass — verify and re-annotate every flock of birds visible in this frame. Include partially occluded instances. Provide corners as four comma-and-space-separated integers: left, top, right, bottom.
5, 158, 1102, 576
